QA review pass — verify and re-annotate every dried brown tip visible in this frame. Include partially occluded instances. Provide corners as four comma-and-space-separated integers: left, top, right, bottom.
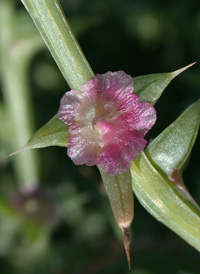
122, 226, 131, 270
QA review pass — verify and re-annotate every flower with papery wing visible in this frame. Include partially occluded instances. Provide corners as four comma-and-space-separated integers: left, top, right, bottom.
58, 71, 156, 175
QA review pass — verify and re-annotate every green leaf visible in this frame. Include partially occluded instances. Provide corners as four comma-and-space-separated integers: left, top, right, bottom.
147, 100, 200, 177
131, 101, 200, 251
146, 99, 200, 215
25, 115, 68, 149
99, 169, 134, 229
134, 63, 195, 105
99, 168, 133, 268
9, 115, 68, 156
131, 152, 200, 252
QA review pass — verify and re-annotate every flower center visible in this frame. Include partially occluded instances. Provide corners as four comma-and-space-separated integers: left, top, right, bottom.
92, 109, 118, 135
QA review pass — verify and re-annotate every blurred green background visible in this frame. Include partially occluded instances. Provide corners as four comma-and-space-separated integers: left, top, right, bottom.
0, 0, 200, 273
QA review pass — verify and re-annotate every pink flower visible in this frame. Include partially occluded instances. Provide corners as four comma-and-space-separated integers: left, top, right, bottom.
58, 71, 156, 175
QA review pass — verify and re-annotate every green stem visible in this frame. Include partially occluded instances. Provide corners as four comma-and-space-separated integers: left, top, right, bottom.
21, 0, 94, 90
0, 0, 41, 188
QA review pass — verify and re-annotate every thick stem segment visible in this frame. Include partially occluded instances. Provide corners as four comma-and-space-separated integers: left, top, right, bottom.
21, 0, 94, 90
100, 169, 134, 269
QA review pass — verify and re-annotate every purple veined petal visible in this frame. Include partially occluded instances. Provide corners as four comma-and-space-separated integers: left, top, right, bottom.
58, 90, 84, 124
96, 136, 147, 175
127, 102, 157, 136
97, 147, 132, 175
122, 137, 147, 162
96, 72, 134, 115
95, 119, 147, 175
118, 93, 140, 112
100, 71, 134, 95
81, 74, 102, 104
82, 71, 134, 101
67, 124, 103, 166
